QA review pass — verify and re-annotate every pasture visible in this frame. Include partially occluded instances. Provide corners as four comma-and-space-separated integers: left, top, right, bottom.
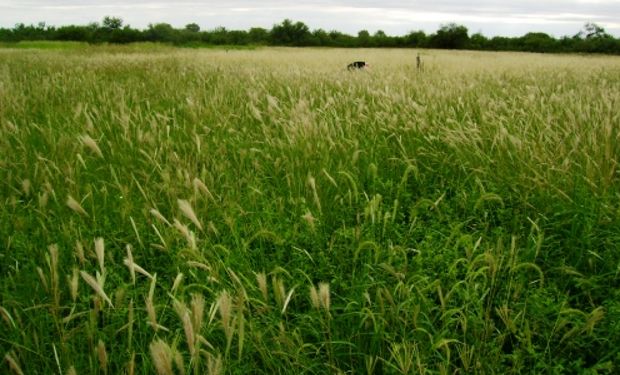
1, 45, 619, 374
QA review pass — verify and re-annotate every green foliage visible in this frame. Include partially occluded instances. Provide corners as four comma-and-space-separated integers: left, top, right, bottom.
1, 19, 619, 53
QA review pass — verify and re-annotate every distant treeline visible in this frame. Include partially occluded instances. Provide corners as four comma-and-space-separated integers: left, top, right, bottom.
2, 17, 620, 54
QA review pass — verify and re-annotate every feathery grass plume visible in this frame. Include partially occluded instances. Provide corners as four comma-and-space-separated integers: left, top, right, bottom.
281, 287, 295, 315
178, 199, 203, 231
66, 195, 88, 217
38, 191, 49, 209
80, 271, 114, 308
256, 272, 268, 301
272, 276, 286, 308
150, 208, 172, 226
150, 339, 174, 375
171, 273, 184, 294
173, 299, 196, 356
191, 293, 205, 335
319, 282, 330, 311
0, 306, 16, 329
36, 266, 48, 291
97, 340, 108, 373
173, 219, 196, 250
206, 352, 223, 375
69, 268, 79, 302
123, 257, 154, 280
79, 134, 103, 158
48, 244, 60, 309
218, 291, 233, 342
301, 211, 316, 230
94, 237, 105, 274
173, 350, 185, 375
125, 244, 135, 284
193, 177, 215, 201
307, 174, 322, 214
75, 241, 85, 265
21, 179, 31, 196
309, 284, 320, 310
146, 274, 158, 331
4, 351, 24, 375
66, 366, 77, 375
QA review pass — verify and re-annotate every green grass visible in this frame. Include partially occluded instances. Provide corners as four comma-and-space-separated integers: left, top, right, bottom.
1, 46, 620, 374
0, 40, 90, 50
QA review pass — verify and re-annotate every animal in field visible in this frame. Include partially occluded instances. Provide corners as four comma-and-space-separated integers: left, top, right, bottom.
347, 61, 368, 71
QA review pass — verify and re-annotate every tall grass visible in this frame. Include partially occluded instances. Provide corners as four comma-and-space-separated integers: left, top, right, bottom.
1, 46, 619, 373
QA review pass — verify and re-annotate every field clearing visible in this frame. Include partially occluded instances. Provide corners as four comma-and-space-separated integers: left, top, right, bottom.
1, 46, 620, 374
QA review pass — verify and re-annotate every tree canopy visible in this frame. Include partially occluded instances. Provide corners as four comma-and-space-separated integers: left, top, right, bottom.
1, 17, 619, 54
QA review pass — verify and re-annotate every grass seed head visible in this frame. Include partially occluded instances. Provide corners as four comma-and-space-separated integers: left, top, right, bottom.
150, 339, 174, 375
309, 284, 320, 310
66, 195, 88, 217
319, 282, 330, 311
97, 339, 108, 372
94, 237, 105, 274
4, 351, 24, 375
178, 199, 203, 231
80, 271, 113, 308
256, 272, 268, 301
79, 134, 103, 158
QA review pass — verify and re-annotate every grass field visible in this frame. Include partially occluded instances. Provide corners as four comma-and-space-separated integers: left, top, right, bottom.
1, 45, 620, 374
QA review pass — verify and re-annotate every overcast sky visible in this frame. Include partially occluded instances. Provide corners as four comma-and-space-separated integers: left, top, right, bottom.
1, 1, 619, 37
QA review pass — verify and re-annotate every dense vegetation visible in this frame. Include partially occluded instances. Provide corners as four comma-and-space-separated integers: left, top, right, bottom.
1, 46, 620, 374
2, 17, 620, 54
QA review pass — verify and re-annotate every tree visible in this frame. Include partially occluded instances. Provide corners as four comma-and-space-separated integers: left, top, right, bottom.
358, 30, 370, 47
519, 32, 557, 52
405, 30, 427, 47
185, 23, 200, 33
270, 19, 311, 46
430, 23, 469, 49
145, 23, 178, 43
248, 27, 269, 44
582, 22, 609, 39
102, 16, 123, 30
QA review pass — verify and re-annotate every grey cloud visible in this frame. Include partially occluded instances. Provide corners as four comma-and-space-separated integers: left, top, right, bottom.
1, 0, 618, 36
